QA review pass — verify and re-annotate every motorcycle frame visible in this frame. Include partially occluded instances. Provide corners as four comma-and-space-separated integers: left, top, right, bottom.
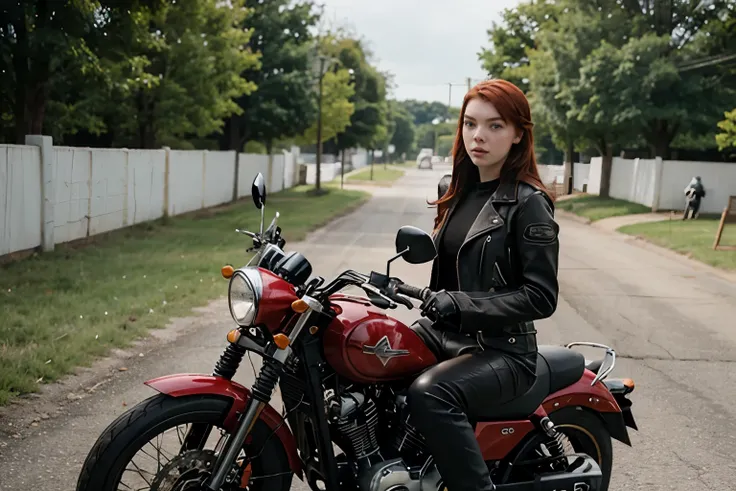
144, 305, 633, 491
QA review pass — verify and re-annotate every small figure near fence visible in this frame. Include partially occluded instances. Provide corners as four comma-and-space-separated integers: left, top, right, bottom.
683, 176, 706, 220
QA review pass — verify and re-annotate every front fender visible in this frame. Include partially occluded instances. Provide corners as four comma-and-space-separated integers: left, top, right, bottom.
543, 369, 633, 446
145, 373, 303, 476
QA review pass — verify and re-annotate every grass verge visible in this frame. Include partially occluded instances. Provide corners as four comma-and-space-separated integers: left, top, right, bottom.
556, 194, 651, 222
619, 216, 736, 270
347, 166, 404, 184
0, 185, 369, 405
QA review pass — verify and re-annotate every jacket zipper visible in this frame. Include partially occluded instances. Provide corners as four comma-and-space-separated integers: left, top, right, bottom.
478, 235, 491, 276
494, 261, 508, 287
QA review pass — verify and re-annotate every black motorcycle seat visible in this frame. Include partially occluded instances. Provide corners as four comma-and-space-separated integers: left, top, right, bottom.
411, 321, 586, 420
478, 346, 585, 420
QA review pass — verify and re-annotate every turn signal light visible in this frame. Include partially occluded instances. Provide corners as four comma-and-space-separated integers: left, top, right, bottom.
273, 334, 290, 350
623, 378, 635, 390
291, 299, 309, 313
221, 265, 234, 279
227, 329, 241, 344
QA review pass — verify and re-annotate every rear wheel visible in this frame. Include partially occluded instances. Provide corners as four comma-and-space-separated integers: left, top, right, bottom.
76, 394, 293, 491
495, 407, 613, 491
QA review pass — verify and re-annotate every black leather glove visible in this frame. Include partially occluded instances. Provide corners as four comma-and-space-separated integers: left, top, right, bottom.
420, 290, 459, 327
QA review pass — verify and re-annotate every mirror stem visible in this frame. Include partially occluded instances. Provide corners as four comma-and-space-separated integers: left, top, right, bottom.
260, 204, 265, 237
386, 247, 409, 277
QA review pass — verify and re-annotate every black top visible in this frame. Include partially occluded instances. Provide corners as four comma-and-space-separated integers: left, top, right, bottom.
437, 178, 500, 291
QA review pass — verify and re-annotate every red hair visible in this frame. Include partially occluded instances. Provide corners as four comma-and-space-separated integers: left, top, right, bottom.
431, 78, 553, 231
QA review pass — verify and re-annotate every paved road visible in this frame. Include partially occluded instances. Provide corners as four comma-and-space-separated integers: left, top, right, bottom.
1, 164, 735, 490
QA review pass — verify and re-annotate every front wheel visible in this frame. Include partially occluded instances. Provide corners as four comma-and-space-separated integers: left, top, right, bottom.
76, 394, 293, 491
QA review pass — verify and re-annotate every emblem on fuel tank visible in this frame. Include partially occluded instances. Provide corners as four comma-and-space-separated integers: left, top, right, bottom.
362, 335, 410, 366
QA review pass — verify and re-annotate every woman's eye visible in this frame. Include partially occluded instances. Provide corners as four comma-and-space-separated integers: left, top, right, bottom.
464, 121, 475, 128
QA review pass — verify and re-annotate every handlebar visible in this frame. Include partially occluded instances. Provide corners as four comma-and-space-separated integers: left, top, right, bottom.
396, 282, 431, 302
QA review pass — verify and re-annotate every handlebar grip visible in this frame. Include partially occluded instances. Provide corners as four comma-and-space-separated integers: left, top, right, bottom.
396, 283, 430, 301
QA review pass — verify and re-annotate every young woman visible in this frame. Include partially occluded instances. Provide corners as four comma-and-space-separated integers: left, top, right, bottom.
408, 79, 560, 491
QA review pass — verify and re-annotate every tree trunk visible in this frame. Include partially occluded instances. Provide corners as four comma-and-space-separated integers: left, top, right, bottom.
341, 148, 346, 189
564, 137, 575, 195
12, 15, 29, 143
266, 140, 273, 193
599, 143, 614, 198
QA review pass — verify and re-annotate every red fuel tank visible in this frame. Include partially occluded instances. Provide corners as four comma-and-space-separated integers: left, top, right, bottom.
323, 294, 438, 384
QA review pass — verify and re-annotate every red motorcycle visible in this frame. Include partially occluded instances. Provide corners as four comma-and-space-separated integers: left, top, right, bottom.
77, 173, 637, 491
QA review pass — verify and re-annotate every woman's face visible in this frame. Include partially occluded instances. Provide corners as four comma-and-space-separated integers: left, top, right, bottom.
462, 97, 521, 180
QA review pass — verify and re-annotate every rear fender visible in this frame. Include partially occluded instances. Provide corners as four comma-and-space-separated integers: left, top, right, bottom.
145, 374, 303, 476
543, 369, 633, 446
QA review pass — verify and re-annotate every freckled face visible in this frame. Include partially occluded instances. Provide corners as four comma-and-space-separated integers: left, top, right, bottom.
462, 98, 522, 178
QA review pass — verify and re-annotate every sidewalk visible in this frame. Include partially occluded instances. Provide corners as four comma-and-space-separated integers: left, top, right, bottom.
592, 212, 673, 232
556, 209, 736, 283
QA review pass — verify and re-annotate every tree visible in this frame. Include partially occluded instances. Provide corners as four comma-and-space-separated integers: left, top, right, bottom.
102, 0, 259, 149
397, 100, 450, 126
478, 0, 561, 93
220, 0, 320, 153
388, 102, 416, 158
716, 108, 736, 152
0, 0, 129, 143
327, 35, 389, 155
296, 67, 355, 144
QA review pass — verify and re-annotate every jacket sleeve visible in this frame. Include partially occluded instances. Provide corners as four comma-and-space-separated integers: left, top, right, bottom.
447, 191, 560, 332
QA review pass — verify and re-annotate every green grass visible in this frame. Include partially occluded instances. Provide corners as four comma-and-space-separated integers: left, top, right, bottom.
619, 216, 736, 270
556, 194, 651, 222
0, 186, 369, 405
347, 166, 405, 184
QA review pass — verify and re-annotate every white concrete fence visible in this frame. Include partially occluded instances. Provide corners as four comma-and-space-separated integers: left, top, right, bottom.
0, 137, 335, 257
572, 157, 736, 214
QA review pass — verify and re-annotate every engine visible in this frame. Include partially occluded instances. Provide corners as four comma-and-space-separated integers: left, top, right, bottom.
326, 389, 443, 491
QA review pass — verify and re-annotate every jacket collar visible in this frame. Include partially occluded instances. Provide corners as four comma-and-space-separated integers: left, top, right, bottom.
490, 179, 520, 204
433, 179, 520, 249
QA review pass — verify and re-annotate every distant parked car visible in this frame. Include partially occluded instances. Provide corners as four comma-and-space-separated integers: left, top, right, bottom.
416, 148, 434, 169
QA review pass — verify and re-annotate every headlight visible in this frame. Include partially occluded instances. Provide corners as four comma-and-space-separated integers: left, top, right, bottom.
228, 268, 263, 325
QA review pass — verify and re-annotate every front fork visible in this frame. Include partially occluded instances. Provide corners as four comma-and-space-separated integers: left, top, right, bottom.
202, 341, 291, 490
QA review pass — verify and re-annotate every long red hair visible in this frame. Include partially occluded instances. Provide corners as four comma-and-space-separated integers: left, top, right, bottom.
431, 78, 552, 232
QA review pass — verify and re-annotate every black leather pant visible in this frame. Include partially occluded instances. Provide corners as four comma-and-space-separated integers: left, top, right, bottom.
408, 348, 536, 491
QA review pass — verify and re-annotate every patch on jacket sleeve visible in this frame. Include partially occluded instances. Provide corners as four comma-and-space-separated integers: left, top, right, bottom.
522, 223, 557, 245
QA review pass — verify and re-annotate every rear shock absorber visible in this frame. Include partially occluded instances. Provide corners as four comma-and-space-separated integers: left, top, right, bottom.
540, 417, 567, 464
213, 343, 247, 380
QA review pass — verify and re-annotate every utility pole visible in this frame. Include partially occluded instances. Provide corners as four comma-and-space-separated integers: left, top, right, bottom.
467, 77, 472, 92
315, 55, 327, 193
448, 83, 452, 111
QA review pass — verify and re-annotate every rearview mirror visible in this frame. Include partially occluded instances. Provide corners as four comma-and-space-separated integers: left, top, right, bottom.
395, 226, 437, 264
252, 173, 267, 209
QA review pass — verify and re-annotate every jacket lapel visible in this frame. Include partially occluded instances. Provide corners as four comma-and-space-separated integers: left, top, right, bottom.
462, 179, 519, 245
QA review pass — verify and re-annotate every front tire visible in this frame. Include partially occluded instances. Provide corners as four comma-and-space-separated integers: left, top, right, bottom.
76, 393, 293, 491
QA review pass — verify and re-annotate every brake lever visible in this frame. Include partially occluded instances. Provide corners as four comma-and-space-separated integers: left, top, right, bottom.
386, 278, 415, 310
361, 283, 397, 309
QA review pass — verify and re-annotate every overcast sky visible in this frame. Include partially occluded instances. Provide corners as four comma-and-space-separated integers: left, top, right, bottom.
318, 0, 521, 106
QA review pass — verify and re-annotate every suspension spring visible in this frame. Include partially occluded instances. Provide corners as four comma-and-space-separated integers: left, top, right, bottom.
546, 430, 566, 458
540, 417, 566, 460
251, 357, 283, 402
212, 343, 247, 380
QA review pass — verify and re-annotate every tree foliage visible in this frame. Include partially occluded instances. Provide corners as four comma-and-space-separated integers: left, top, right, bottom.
220, 0, 319, 152
0, 0, 392, 157
480, 0, 736, 195
717, 108, 736, 152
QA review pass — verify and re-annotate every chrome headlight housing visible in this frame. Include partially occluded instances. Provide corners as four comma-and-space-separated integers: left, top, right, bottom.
228, 268, 263, 326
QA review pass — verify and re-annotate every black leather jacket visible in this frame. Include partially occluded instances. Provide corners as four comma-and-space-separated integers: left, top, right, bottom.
429, 175, 560, 355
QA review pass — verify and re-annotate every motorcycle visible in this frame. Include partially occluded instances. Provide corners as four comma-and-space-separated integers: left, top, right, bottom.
76, 172, 638, 491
